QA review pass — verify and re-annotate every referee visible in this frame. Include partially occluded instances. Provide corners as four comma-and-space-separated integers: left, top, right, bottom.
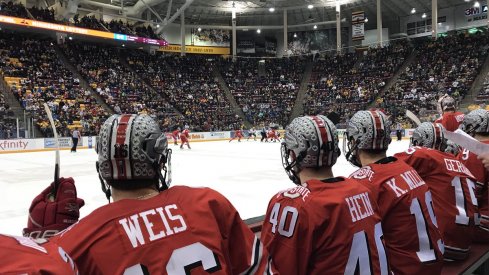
71, 128, 81, 153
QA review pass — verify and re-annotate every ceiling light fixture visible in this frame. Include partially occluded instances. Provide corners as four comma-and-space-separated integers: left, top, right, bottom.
293, 33, 297, 38
257, 29, 261, 34
197, 27, 202, 32
411, 8, 416, 14
364, 17, 368, 22
308, 4, 314, 9
313, 25, 317, 29
156, 24, 160, 28
269, 7, 275, 12
422, 13, 426, 18
474, 1, 480, 7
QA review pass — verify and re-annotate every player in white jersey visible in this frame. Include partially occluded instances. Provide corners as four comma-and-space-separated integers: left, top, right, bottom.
247, 127, 257, 141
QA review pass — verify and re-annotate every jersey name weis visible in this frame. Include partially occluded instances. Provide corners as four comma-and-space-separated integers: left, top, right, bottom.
118, 204, 187, 248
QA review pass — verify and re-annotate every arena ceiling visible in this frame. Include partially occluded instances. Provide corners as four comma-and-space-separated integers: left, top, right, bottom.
78, 0, 462, 27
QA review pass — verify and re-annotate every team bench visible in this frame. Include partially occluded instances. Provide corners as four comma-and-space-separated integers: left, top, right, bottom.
244, 216, 489, 274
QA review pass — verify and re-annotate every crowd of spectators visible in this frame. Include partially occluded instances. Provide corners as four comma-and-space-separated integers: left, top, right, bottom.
61, 42, 183, 131
0, 1, 161, 40
0, 32, 109, 137
304, 42, 411, 123
126, 51, 243, 131
378, 31, 489, 120
73, 15, 159, 39
0, 1, 28, 18
28, 6, 55, 22
219, 57, 306, 127
0, 92, 15, 139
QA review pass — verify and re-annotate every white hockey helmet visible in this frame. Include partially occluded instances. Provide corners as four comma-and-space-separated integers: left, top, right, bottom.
461, 109, 489, 135
281, 115, 340, 185
96, 114, 172, 200
344, 110, 392, 167
410, 122, 447, 152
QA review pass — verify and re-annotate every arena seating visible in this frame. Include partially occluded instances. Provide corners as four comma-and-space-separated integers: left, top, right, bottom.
219, 56, 306, 127
59, 41, 184, 131
304, 42, 410, 123
0, 1, 28, 18
126, 51, 243, 131
0, 92, 16, 139
0, 32, 109, 137
380, 31, 489, 120
73, 15, 160, 39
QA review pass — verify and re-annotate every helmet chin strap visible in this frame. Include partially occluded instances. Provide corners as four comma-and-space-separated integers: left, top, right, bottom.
96, 162, 112, 202
346, 142, 362, 168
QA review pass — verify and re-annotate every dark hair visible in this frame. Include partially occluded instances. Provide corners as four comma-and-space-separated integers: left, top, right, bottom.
362, 148, 388, 155
108, 178, 158, 190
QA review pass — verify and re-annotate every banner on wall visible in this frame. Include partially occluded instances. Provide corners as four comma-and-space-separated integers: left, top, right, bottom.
191, 29, 230, 47
44, 137, 84, 149
464, 5, 488, 23
352, 11, 365, 41
158, 44, 230, 55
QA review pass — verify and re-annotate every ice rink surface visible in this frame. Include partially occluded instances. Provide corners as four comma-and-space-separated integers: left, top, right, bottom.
0, 138, 410, 235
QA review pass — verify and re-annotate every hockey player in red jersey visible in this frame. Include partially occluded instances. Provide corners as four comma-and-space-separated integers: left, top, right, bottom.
267, 128, 280, 142
394, 122, 479, 261
229, 129, 243, 142
0, 234, 77, 274
25, 114, 275, 274
345, 110, 444, 274
458, 109, 489, 239
180, 127, 191, 149
261, 115, 389, 275
435, 95, 464, 131
171, 127, 180, 146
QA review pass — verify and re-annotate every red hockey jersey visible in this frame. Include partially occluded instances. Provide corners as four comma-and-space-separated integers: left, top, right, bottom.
395, 147, 478, 260
458, 140, 489, 239
261, 177, 389, 275
435, 112, 464, 132
52, 186, 274, 274
349, 157, 444, 274
180, 129, 190, 140
0, 234, 76, 274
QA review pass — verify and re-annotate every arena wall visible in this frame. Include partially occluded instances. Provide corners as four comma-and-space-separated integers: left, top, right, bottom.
0, 129, 414, 154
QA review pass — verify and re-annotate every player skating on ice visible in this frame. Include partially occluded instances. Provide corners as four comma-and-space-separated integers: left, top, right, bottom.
171, 127, 180, 146
247, 127, 257, 141
345, 110, 444, 274
267, 128, 280, 142
0, 234, 78, 274
24, 114, 276, 274
180, 126, 191, 149
394, 122, 479, 261
261, 115, 388, 275
229, 129, 243, 142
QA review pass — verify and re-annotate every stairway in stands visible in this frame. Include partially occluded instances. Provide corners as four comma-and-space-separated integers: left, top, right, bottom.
459, 53, 489, 111
54, 45, 114, 115
213, 67, 251, 128
367, 49, 418, 109
0, 78, 44, 138
118, 54, 184, 117
289, 61, 314, 122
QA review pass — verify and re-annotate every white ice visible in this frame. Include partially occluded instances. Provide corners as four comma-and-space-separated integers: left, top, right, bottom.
0, 138, 411, 235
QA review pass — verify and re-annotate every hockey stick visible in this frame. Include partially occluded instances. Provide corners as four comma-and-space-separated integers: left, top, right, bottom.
43, 103, 60, 198
405, 110, 422, 126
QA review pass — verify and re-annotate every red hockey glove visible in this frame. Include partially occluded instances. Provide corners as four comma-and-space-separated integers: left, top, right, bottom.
23, 177, 85, 239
